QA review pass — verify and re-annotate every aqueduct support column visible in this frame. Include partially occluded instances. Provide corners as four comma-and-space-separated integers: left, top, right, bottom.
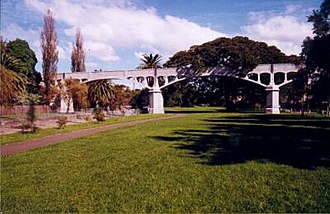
149, 76, 165, 114
265, 85, 280, 114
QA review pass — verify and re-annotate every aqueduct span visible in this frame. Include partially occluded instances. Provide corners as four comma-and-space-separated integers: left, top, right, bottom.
56, 63, 300, 114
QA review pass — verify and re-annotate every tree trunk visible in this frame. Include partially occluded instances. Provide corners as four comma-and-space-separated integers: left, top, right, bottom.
327, 98, 330, 117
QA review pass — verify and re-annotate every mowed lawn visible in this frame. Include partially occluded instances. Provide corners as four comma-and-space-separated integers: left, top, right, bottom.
1, 109, 330, 213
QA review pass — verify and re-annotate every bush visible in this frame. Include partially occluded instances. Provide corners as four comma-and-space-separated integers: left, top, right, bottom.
93, 108, 105, 122
56, 116, 68, 129
21, 121, 37, 133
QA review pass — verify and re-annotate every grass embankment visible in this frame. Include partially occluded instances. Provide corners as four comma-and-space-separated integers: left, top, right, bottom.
1, 114, 168, 145
1, 108, 329, 212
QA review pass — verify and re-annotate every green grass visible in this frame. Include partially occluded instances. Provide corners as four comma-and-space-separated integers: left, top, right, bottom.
1, 110, 329, 212
1, 113, 168, 145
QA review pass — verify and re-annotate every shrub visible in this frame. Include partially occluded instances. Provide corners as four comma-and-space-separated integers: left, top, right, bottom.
84, 115, 92, 121
93, 108, 105, 122
56, 116, 68, 129
21, 121, 37, 133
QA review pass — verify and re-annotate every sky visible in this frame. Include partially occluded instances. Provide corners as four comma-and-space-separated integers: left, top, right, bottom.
1, 0, 322, 73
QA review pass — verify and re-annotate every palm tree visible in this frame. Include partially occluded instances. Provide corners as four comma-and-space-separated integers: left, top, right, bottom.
87, 79, 114, 108
138, 53, 162, 87
0, 52, 27, 105
138, 53, 162, 69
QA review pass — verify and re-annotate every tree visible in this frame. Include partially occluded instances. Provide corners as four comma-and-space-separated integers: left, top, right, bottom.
71, 28, 86, 73
138, 53, 162, 69
138, 53, 162, 86
0, 64, 27, 106
87, 79, 114, 108
163, 36, 294, 109
40, 9, 59, 104
131, 88, 149, 111
0, 38, 27, 106
164, 36, 295, 77
301, 0, 330, 115
6, 38, 41, 93
109, 85, 134, 115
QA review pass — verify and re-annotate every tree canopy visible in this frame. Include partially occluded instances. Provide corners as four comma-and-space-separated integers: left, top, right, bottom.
138, 54, 162, 69
301, 0, 330, 115
0, 38, 28, 105
164, 36, 297, 76
6, 39, 38, 80
88, 79, 114, 108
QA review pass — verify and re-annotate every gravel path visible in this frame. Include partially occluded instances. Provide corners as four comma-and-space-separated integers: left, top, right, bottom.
1, 114, 185, 156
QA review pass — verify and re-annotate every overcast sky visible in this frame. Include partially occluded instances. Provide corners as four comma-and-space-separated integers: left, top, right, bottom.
1, 0, 322, 73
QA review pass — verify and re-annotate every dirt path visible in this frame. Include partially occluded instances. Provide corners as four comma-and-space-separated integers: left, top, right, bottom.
1, 114, 185, 156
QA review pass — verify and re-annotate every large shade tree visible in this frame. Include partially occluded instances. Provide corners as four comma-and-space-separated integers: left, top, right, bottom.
6, 38, 41, 93
301, 0, 330, 115
165, 36, 296, 77
163, 36, 295, 109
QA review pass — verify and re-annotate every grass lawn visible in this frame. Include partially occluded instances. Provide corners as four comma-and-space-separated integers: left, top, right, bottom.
1, 108, 330, 212
1, 113, 168, 145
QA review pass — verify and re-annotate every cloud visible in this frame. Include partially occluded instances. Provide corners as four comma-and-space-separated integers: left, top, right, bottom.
242, 14, 313, 55
285, 4, 302, 14
25, 0, 225, 65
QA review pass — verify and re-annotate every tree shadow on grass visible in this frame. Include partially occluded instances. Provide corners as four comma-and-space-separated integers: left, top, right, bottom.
155, 114, 330, 169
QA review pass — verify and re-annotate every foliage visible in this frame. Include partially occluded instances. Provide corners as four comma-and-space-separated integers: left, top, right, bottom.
39, 83, 60, 107
56, 116, 68, 129
93, 107, 106, 122
60, 78, 89, 113
138, 53, 163, 87
131, 88, 150, 110
40, 9, 59, 104
162, 77, 265, 110
301, 0, 330, 115
137, 53, 162, 69
88, 79, 114, 108
71, 28, 86, 73
1, 110, 329, 213
308, 0, 330, 37
109, 85, 134, 114
0, 46, 28, 105
6, 38, 41, 93
164, 36, 296, 76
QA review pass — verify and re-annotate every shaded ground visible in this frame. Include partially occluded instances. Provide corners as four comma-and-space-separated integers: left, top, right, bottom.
155, 114, 330, 169
1, 114, 184, 156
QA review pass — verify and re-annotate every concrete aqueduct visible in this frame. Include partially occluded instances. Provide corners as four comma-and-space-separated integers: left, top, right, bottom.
56, 63, 300, 114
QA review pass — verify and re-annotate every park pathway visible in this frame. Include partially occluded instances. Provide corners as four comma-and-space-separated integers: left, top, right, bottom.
1, 114, 185, 156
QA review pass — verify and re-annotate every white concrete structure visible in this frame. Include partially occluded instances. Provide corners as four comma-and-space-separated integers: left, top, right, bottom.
57, 63, 300, 114
59, 96, 74, 113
